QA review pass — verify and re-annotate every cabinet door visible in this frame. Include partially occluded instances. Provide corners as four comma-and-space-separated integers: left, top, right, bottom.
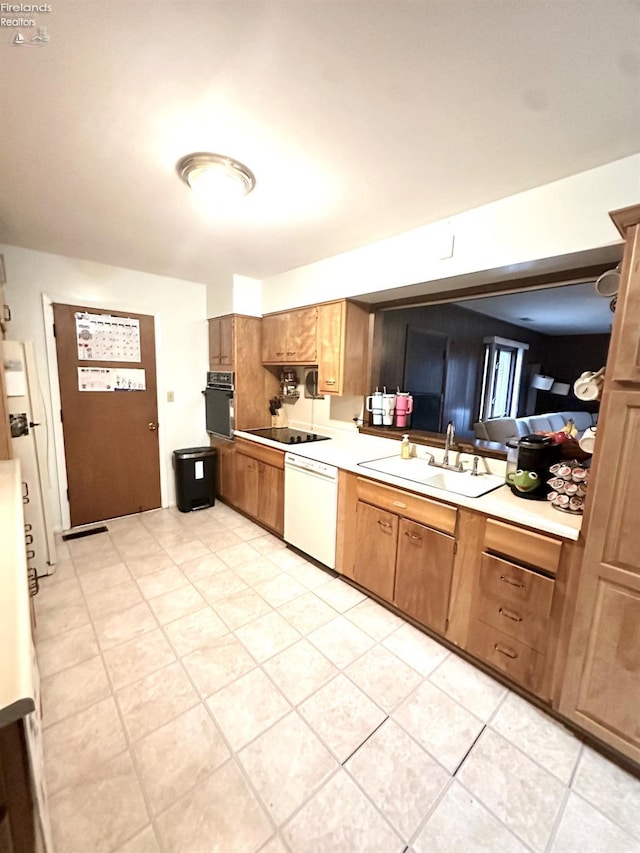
317, 301, 344, 394
394, 518, 455, 634
219, 316, 234, 367
257, 460, 284, 535
287, 307, 317, 363
353, 500, 398, 601
234, 452, 259, 518
560, 208, 640, 764
208, 317, 221, 368
213, 440, 235, 504
262, 314, 288, 362
610, 213, 640, 383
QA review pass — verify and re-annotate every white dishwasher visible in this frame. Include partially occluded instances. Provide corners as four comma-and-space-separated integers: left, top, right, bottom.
284, 452, 339, 569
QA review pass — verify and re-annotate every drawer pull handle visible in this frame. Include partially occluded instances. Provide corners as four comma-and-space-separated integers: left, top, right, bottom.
377, 520, 393, 532
325, 379, 336, 385
500, 575, 525, 589
404, 531, 422, 542
499, 607, 522, 622
393, 500, 407, 508
494, 643, 518, 660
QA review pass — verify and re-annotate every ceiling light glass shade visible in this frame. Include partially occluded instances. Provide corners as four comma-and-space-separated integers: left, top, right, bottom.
176, 153, 256, 202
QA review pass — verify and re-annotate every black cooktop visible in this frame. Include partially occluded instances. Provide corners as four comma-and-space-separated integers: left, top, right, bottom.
246, 427, 331, 445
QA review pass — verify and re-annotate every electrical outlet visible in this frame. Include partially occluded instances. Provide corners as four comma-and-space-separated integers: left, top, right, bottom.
167, 391, 174, 403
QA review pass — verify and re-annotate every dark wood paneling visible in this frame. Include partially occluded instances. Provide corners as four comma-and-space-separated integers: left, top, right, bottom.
376, 303, 543, 438
375, 303, 611, 438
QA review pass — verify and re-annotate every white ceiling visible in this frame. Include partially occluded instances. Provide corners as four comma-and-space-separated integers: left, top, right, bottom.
455, 281, 615, 335
1, 1, 638, 287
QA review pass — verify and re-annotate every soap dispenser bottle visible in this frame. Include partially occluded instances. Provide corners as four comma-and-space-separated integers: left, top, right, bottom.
401, 434, 411, 459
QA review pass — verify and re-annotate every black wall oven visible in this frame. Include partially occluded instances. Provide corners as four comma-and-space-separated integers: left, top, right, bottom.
204, 371, 235, 439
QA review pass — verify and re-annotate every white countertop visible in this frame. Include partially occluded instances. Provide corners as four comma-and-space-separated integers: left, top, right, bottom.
235, 426, 583, 541
0, 459, 36, 726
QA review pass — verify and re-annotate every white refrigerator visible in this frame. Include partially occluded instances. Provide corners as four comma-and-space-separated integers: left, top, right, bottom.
4, 340, 57, 576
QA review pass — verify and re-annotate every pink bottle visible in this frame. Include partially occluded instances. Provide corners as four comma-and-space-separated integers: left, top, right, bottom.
395, 392, 413, 428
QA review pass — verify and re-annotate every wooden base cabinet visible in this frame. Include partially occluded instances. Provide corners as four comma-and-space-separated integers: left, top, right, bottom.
209, 438, 235, 504
353, 500, 398, 601
559, 205, 640, 765
233, 438, 284, 535
350, 477, 458, 636
394, 519, 455, 634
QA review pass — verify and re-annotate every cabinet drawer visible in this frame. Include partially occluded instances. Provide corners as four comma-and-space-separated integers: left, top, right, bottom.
479, 553, 555, 619
475, 595, 550, 653
467, 620, 547, 697
356, 477, 457, 535
484, 519, 562, 574
235, 438, 285, 470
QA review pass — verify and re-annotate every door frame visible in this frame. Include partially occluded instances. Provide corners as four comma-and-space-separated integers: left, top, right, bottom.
42, 293, 168, 530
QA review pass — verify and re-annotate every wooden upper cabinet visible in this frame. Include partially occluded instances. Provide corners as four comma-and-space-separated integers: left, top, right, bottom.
262, 308, 317, 364
262, 312, 288, 362
559, 205, 640, 764
208, 315, 234, 369
609, 207, 640, 383
287, 307, 318, 362
317, 300, 370, 396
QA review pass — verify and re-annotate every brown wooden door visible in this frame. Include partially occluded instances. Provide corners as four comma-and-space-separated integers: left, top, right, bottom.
353, 500, 398, 601
53, 303, 161, 527
394, 518, 455, 634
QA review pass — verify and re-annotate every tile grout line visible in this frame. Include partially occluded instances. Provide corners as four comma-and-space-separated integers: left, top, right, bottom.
454, 778, 539, 853
46, 529, 167, 853
119, 516, 285, 847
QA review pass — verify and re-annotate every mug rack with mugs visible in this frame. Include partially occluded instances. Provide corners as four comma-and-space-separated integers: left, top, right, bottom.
574, 367, 605, 402
365, 387, 414, 429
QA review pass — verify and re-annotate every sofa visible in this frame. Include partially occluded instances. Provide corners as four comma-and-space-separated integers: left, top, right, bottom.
473, 410, 598, 445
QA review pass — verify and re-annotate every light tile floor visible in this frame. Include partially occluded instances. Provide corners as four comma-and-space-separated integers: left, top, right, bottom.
35, 504, 640, 853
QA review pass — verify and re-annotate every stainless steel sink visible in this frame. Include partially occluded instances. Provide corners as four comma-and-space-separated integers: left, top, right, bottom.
357, 455, 505, 498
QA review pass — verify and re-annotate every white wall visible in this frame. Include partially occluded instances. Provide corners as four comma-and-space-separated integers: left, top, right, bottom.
206, 274, 263, 319
206, 275, 233, 319
262, 155, 640, 312
1, 244, 208, 530
232, 275, 262, 317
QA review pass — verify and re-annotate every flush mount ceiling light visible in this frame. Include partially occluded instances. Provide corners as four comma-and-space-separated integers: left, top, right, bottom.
176, 152, 256, 202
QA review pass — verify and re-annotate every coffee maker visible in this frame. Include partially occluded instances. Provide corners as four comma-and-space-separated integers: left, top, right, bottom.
509, 434, 561, 500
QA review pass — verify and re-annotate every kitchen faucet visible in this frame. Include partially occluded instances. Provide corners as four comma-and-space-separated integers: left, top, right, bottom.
443, 420, 455, 467
429, 420, 465, 472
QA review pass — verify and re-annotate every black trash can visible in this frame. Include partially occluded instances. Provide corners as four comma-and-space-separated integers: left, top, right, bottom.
173, 447, 216, 513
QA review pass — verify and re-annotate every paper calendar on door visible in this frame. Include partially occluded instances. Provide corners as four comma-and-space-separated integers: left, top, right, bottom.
75, 312, 141, 362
